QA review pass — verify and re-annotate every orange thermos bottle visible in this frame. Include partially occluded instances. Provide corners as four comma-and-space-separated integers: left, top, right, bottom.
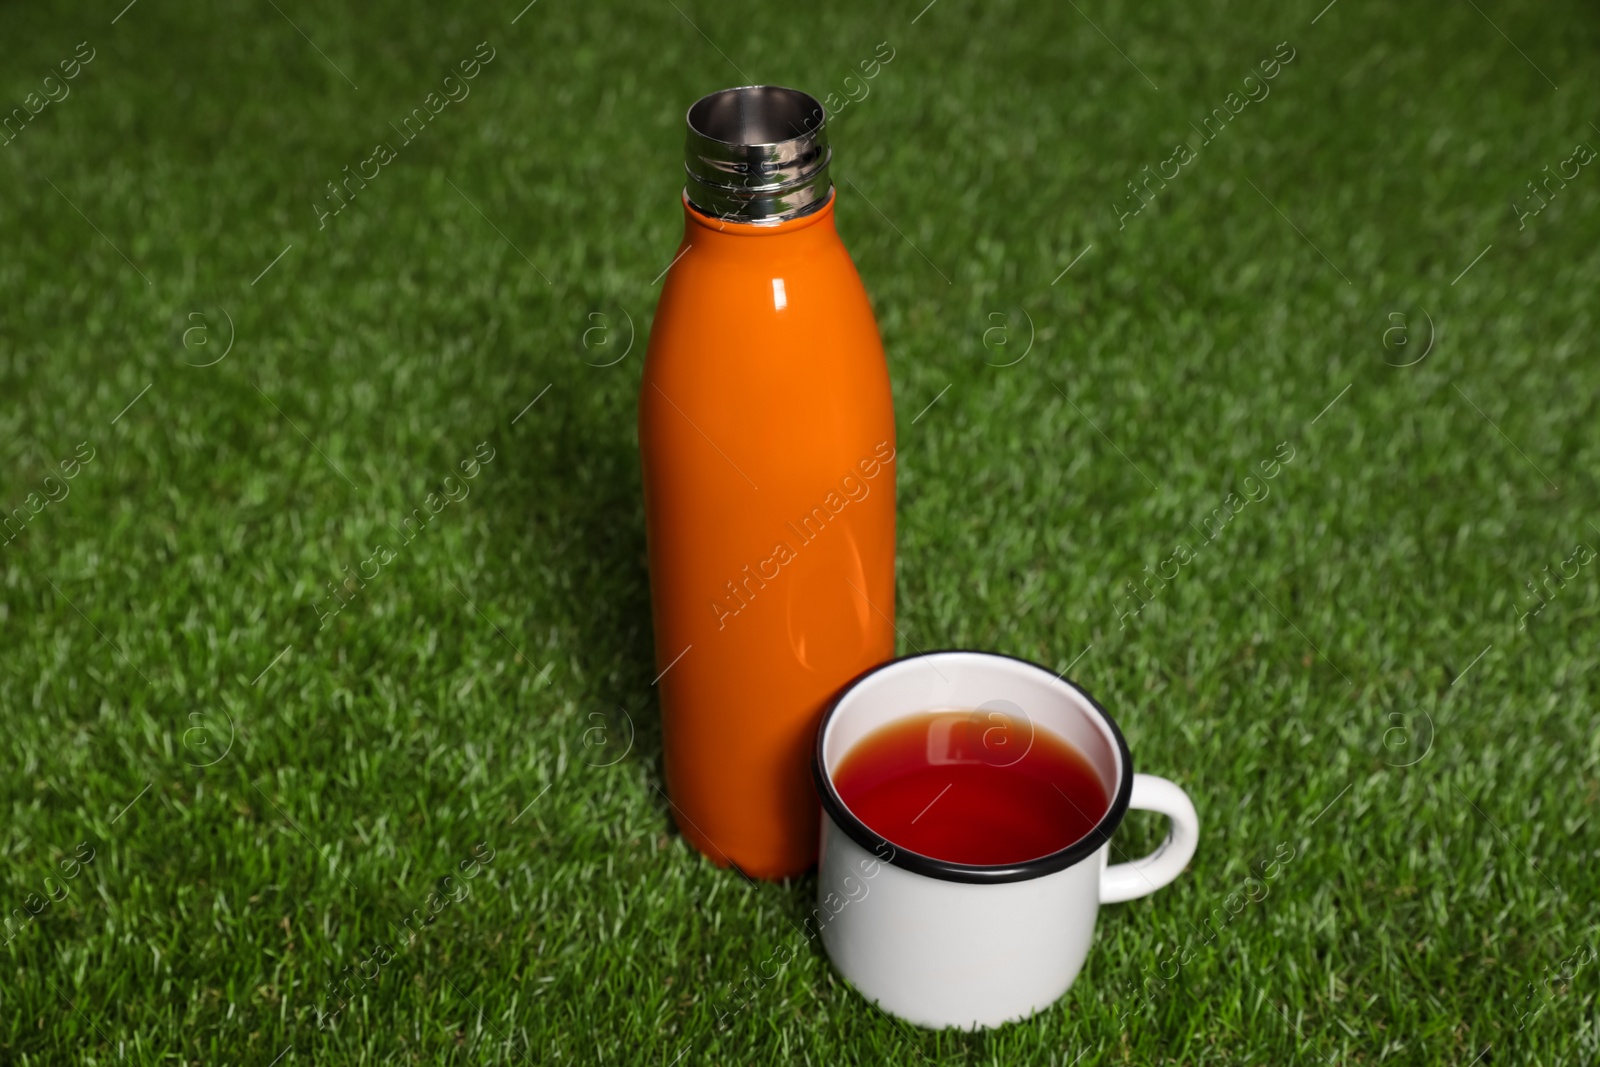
639, 86, 897, 880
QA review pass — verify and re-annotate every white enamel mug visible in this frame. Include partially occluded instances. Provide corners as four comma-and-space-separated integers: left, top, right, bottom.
811, 651, 1200, 1030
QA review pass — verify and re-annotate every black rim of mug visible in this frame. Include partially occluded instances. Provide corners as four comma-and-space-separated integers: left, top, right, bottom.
812, 649, 1136, 885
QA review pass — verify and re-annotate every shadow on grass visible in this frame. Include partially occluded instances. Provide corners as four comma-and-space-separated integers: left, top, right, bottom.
483, 364, 663, 771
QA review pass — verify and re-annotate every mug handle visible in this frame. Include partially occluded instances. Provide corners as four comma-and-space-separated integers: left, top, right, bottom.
1100, 773, 1200, 904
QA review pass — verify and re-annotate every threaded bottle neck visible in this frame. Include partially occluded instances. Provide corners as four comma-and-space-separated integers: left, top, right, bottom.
683, 85, 832, 226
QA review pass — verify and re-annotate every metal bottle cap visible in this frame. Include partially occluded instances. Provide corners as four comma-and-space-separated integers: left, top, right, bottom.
683, 85, 832, 225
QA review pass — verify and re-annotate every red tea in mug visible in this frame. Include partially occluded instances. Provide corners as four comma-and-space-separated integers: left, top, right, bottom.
831, 709, 1108, 865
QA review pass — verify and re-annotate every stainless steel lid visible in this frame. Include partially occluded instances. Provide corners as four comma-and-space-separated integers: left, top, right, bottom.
683, 85, 832, 225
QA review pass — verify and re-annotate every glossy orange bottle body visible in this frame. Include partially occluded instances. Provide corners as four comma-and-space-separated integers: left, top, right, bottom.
640, 190, 896, 879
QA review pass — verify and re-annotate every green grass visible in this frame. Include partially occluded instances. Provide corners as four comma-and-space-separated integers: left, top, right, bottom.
3, 0, 1599, 1062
